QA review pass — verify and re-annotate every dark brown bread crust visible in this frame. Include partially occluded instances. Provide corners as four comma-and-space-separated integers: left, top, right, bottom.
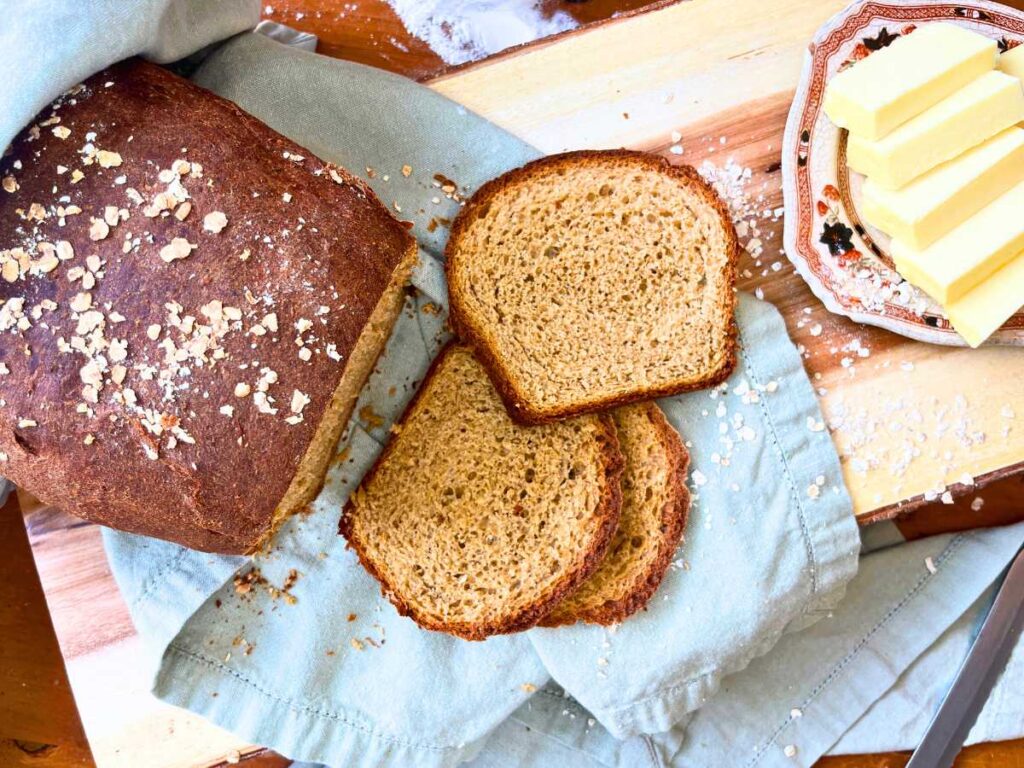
339, 343, 624, 641
540, 403, 691, 627
0, 60, 415, 553
445, 149, 739, 425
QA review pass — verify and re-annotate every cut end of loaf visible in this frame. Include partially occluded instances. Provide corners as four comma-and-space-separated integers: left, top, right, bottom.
339, 343, 624, 640
446, 149, 738, 424
253, 245, 419, 554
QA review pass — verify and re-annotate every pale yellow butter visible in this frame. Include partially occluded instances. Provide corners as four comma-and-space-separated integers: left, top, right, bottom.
946, 250, 1024, 347
825, 23, 996, 141
892, 179, 1024, 304
861, 127, 1024, 249
999, 44, 1024, 82
847, 70, 1024, 189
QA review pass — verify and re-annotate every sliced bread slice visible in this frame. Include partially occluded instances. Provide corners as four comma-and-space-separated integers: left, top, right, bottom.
541, 402, 690, 627
446, 149, 738, 424
339, 343, 624, 640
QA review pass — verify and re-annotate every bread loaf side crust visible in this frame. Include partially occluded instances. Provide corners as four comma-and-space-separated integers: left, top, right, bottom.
446, 149, 739, 425
257, 244, 417, 553
540, 403, 691, 627
339, 343, 625, 641
0, 60, 415, 553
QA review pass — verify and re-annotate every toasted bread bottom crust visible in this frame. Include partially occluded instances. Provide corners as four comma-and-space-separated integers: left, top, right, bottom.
446, 149, 739, 425
540, 403, 691, 627
339, 343, 625, 641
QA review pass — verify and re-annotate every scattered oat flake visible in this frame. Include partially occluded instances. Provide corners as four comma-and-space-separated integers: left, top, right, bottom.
2, 176, 18, 193
52, 125, 71, 140
96, 150, 122, 168
89, 219, 110, 241
783, 744, 797, 758
290, 389, 310, 414
401, 164, 412, 177
159, 237, 195, 263
203, 211, 228, 233
520, 683, 537, 693
69, 292, 92, 313
925, 556, 937, 574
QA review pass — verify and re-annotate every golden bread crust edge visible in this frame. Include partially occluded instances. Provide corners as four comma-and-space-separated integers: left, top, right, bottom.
539, 402, 691, 627
445, 149, 739, 425
338, 343, 625, 641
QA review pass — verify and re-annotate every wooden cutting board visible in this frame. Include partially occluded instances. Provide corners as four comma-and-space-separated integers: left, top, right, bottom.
22, 1, 1024, 765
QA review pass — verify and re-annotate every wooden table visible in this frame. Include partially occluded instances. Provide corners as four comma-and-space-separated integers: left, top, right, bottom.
3, 1, 1024, 766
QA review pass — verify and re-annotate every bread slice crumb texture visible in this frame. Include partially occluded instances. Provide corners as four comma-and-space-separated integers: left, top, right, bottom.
340, 344, 623, 640
541, 402, 690, 627
446, 150, 738, 423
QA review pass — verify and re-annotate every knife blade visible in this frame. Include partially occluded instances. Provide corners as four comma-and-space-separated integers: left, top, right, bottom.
906, 543, 1024, 768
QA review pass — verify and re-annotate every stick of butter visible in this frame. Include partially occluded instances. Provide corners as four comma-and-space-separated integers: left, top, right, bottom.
861, 127, 1024, 249
946, 250, 1024, 347
847, 71, 1024, 189
892, 179, 1024, 304
999, 44, 1024, 82
825, 23, 996, 141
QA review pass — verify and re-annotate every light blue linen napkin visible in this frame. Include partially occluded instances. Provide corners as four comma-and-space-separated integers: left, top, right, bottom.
466, 523, 1024, 768
5, 4, 1023, 767
0, 0, 259, 155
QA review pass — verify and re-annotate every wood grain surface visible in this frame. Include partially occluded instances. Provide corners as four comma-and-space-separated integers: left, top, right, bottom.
3, 1, 1023, 767
0, 494, 93, 767
262, 0, 658, 80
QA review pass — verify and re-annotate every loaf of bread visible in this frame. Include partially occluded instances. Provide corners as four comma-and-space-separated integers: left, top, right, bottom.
340, 344, 623, 640
446, 150, 738, 424
0, 60, 417, 554
540, 402, 690, 627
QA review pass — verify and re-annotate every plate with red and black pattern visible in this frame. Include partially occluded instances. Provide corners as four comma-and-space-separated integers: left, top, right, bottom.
781, 0, 1024, 345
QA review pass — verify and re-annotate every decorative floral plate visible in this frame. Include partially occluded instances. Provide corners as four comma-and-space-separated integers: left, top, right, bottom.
781, 0, 1024, 346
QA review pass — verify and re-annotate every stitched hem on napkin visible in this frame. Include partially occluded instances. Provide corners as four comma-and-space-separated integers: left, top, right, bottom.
759, 527, 1024, 767
651, 523, 1024, 768
156, 643, 493, 768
